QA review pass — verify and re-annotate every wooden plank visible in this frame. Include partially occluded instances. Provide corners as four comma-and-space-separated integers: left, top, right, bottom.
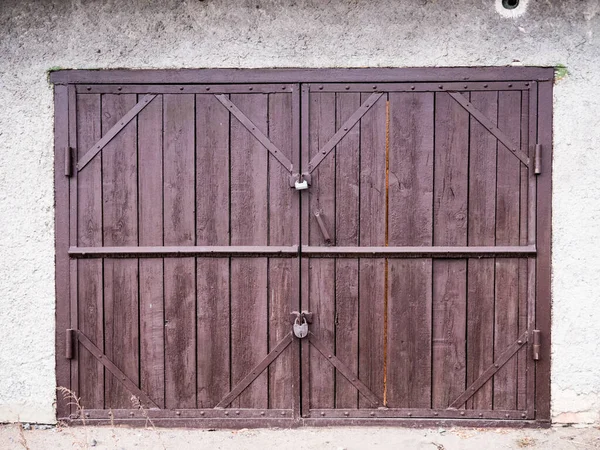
54, 84, 71, 418
307, 92, 336, 409
102, 94, 139, 409
387, 92, 434, 408
334, 93, 360, 409
301, 245, 536, 258
196, 94, 231, 408
432, 92, 469, 409
77, 95, 156, 170
50, 67, 555, 85
77, 84, 296, 94
163, 94, 196, 409
536, 81, 552, 422
137, 94, 165, 408
268, 92, 298, 410
358, 92, 386, 409
494, 90, 522, 410
466, 91, 497, 411
230, 93, 269, 409
307, 93, 383, 172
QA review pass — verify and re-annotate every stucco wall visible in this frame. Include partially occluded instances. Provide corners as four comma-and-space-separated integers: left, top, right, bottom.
0, 0, 598, 425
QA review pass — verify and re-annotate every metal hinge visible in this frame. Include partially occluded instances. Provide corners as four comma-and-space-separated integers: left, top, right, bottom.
65, 146, 73, 177
65, 329, 75, 359
532, 329, 541, 360
534, 144, 542, 175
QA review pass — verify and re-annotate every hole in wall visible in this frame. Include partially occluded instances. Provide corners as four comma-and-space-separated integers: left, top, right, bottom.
496, 0, 528, 18
502, 0, 519, 9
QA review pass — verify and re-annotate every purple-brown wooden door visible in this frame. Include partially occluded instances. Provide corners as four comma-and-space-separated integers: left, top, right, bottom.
67, 84, 301, 424
300, 82, 538, 421
59, 74, 548, 426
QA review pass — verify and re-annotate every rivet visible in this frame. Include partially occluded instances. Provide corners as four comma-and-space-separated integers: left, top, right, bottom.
518, 340, 523, 344
352, 378, 356, 382
434, 412, 439, 416
180, 87, 184, 91
225, 411, 229, 416
108, 411, 112, 416
505, 414, 510, 418
206, 87, 210, 91
345, 86, 350, 90
319, 86, 323, 90
86, 412, 90, 418
87, 87, 91, 91
249, 87, 253, 91
495, 364, 499, 368
260, 411, 265, 416
407, 412, 412, 417
411, 86, 415, 90
282, 86, 286, 90
525, 83, 530, 87
343, 127, 348, 131
521, 413, 526, 418
479, 413, 483, 417
373, 85, 377, 89
176, 411, 181, 416
439, 85, 443, 89
460, 411, 465, 416
200, 411, 205, 416
328, 354, 332, 358
129, 411, 134, 417
281, 411, 285, 416
117, 87, 122, 91
321, 412, 325, 416
304, 414, 310, 418
484, 84, 489, 88
471, 387, 475, 391
322, 151, 326, 155
508, 83, 513, 87
344, 412, 349, 416
236, 411, 240, 415
370, 412, 375, 417
365, 104, 370, 107
464, 85, 468, 89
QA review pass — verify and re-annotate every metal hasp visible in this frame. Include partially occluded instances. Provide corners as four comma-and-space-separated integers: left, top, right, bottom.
532, 330, 541, 360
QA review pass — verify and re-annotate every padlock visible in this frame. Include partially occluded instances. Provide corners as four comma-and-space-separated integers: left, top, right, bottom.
294, 179, 309, 190
293, 316, 309, 339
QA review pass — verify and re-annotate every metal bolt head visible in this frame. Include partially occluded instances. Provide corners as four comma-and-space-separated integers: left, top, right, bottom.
370, 412, 375, 417
321, 412, 325, 416
176, 411, 181, 416
344, 412, 349, 416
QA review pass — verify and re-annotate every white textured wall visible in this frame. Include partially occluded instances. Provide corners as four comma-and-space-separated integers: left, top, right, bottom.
0, 0, 598, 424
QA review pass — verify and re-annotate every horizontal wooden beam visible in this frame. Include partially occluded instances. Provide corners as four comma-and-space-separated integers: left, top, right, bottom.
309, 81, 531, 92
50, 67, 555, 85
74, 408, 293, 420
307, 408, 530, 420
302, 245, 536, 258
69, 245, 299, 258
76, 84, 296, 94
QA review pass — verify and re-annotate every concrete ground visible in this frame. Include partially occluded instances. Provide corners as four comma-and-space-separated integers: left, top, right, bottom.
1, 424, 599, 450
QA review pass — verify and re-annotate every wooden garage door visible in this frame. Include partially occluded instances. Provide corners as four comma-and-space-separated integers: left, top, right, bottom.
54, 68, 552, 427
300, 82, 540, 421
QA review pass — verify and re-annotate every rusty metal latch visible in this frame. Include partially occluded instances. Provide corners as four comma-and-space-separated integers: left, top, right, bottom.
291, 311, 312, 339
532, 329, 541, 360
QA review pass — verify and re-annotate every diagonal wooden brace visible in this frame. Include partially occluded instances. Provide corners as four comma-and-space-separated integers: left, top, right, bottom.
77, 94, 157, 171
447, 92, 530, 166
448, 331, 528, 409
307, 92, 383, 173
215, 332, 293, 408
214, 94, 295, 174
308, 332, 381, 407
76, 331, 159, 409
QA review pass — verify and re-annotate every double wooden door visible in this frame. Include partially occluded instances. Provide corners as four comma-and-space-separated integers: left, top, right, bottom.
54, 71, 551, 426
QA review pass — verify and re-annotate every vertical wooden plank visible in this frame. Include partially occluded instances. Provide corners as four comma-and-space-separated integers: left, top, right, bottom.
516, 91, 530, 411
76, 93, 104, 409
102, 94, 139, 409
536, 81, 552, 422
358, 92, 386, 409
163, 94, 196, 409
54, 84, 71, 417
334, 93, 360, 409
268, 92, 298, 410
466, 91, 497, 410
432, 92, 468, 409
230, 93, 268, 409
494, 90, 522, 410
387, 92, 434, 408
307, 92, 336, 410
196, 94, 231, 408
138, 94, 164, 408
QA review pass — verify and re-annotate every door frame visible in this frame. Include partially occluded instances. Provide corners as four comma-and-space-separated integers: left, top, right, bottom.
53, 67, 553, 427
